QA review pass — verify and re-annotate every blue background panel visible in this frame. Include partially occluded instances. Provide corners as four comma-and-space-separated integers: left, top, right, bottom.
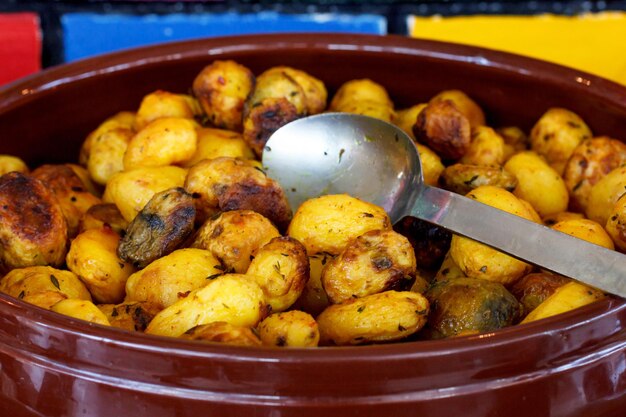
62, 12, 387, 62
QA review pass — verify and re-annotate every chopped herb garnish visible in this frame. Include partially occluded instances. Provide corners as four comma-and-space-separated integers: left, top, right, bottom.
206, 273, 222, 280
362, 212, 374, 218
338, 148, 345, 163
50, 274, 60, 290
398, 324, 407, 331
111, 308, 119, 317
357, 305, 366, 313
463, 175, 479, 186
18, 290, 25, 299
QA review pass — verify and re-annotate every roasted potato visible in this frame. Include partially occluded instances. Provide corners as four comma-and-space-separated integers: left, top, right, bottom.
429, 89, 485, 127
606, 194, 626, 252
134, 90, 200, 131
440, 163, 517, 195
125, 248, 223, 311
51, 299, 111, 326
542, 211, 585, 227
413, 100, 471, 161
79, 203, 128, 236
551, 218, 615, 250
80, 111, 136, 166
0, 155, 28, 175
292, 253, 332, 317
586, 166, 626, 226
393, 216, 451, 269
262, 66, 327, 115
182, 127, 255, 167
257, 310, 319, 347
322, 229, 416, 304
87, 126, 133, 185
416, 143, 445, 186
99, 301, 160, 332
434, 251, 467, 282
0, 266, 91, 309
0, 172, 68, 272
510, 272, 570, 317
497, 126, 529, 161
180, 321, 262, 346
317, 290, 429, 345
393, 103, 427, 140
329, 79, 394, 122
460, 126, 505, 167
145, 273, 267, 337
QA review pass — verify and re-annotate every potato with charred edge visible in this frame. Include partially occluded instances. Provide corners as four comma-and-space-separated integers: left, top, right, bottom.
440, 164, 517, 196
429, 90, 485, 128
79, 203, 128, 236
606, 194, 626, 252
180, 322, 262, 346
393, 216, 451, 270
563, 136, 626, 212
146, 273, 267, 338
425, 278, 522, 339
118, 187, 195, 269
183, 127, 255, 167
31, 164, 101, 238
192, 210, 280, 274
0, 155, 28, 175
413, 100, 471, 161
292, 253, 332, 316
542, 211, 584, 227
322, 230, 416, 304
586, 166, 626, 226
192, 60, 255, 132
51, 299, 111, 326
257, 310, 319, 347
246, 236, 309, 312
329, 79, 395, 122
185, 157, 291, 229
0, 266, 91, 310
317, 290, 429, 346
460, 126, 505, 167
80, 111, 136, 166
262, 66, 327, 115
125, 248, 223, 311
510, 272, 570, 317
0, 172, 68, 272
98, 301, 160, 332
134, 90, 201, 131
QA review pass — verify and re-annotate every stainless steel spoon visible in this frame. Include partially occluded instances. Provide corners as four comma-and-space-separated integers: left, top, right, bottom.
262, 112, 626, 298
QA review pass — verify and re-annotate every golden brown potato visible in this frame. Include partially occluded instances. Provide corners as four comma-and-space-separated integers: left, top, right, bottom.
123, 117, 198, 170
440, 163, 517, 196
330, 79, 395, 122
586, 166, 626, 226
460, 126, 505, 167
0, 172, 68, 272
145, 273, 268, 337
413, 100, 471, 160
425, 278, 521, 339
393, 216, 451, 270
51, 299, 110, 326
606, 194, 626, 252
99, 301, 160, 332
66, 227, 135, 304
429, 90, 485, 127
0, 266, 91, 309
80, 111, 136, 166
497, 126, 529, 160
510, 272, 570, 317
504, 151, 569, 218
393, 103, 427, 139
262, 66, 327, 115
79, 203, 128, 236
242, 96, 300, 157
322, 230, 416, 304
317, 290, 429, 345
192, 60, 255, 131
67, 164, 101, 197
257, 310, 319, 347
182, 127, 255, 167
87, 126, 133, 185
434, 251, 467, 282
184, 157, 291, 229
416, 143, 445, 186
134, 90, 200, 131
246, 236, 309, 312
180, 322, 262, 346
551, 218, 615, 250
563, 136, 626, 212
0, 155, 28, 175
103, 166, 187, 222
542, 211, 585, 227
292, 253, 332, 317
125, 248, 223, 311
529, 107, 592, 175
192, 210, 280, 274
287, 194, 391, 256
118, 187, 195, 269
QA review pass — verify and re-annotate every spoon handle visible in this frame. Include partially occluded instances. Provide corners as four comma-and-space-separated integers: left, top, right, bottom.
412, 185, 626, 298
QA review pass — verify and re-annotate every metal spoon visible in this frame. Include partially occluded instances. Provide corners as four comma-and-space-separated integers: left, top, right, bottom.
262, 112, 626, 298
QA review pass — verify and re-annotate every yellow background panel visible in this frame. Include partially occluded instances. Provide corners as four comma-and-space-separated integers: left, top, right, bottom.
409, 12, 626, 85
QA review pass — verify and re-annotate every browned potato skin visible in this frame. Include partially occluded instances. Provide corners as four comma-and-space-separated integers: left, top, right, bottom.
460, 126, 505, 167
413, 100, 471, 161
79, 203, 128, 236
429, 90, 485, 127
292, 253, 332, 317
0, 266, 91, 309
192, 210, 280, 274
606, 194, 626, 252
242, 97, 300, 157
246, 236, 309, 312
497, 126, 529, 161
99, 301, 160, 332
393, 104, 427, 140
563, 136, 626, 212
440, 164, 517, 195
180, 322, 262, 346
509, 272, 570, 317
184, 157, 291, 230
425, 278, 522, 339
322, 230, 416, 304
434, 251, 467, 282
0, 172, 68, 272
31, 164, 101, 238
393, 216, 451, 269
257, 310, 319, 347
262, 66, 328, 115
118, 187, 196, 269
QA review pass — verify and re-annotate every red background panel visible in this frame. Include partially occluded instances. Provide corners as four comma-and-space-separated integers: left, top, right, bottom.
0, 12, 41, 86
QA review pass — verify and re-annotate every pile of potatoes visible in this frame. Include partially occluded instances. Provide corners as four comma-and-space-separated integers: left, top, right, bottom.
0, 59, 623, 347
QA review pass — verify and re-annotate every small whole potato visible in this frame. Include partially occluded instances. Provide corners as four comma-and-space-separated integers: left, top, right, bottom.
51, 299, 110, 326
393, 103, 427, 139
497, 126, 529, 160
586, 166, 626, 226
180, 322, 262, 346
606, 194, 626, 252
0, 155, 28, 175
78, 203, 128, 236
257, 310, 320, 347
510, 272, 570, 317
80, 111, 136, 166
87, 126, 133, 185
329, 79, 394, 122
429, 89, 485, 127
542, 211, 585, 227
262, 66, 327, 115
182, 127, 255, 167
413, 100, 471, 161
134, 90, 200, 131
460, 126, 505, 167
317, 290, 429, 345
242, 97, 300, 157
440, 163, 517, 196
99, 301, 160, 332
393, 216, 451, 270
292, 253, 332, 317
416, 143, 445, 186
551, 218, 615, 250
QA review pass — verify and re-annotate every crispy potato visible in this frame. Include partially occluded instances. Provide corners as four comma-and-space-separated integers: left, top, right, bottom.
242, 96, 300, 157
257, 310, 319, 347
51, 299, 110, 326
79, 203, 128, 236
0, 172, 68, 272
394, 216, 451, 270
103, 166, 187, 222
134, 90, 200, 131
184, 157, 291, 229
183, 127, 255, 167
497, 126, 529, 160
288, 194, 391, 256
145, 273, 267, 337
586, 166, 626, 226
80, 111, 136, 166
192, 60, 255, 131
246, 236, 309, 312
460, 126, 505, 167
510, 272, 570, 317
393, 104, 427, 139
429, 90, 485, 127
0, 266, 91, 309
504, 151, 569, 217
262, 66, 327, 115
123, 117, 198, 170
292, 253, 332, 316
125, 248, 223, 311
416, 143, 445, 186
530, 107, 592, 175
317, 290, 429, 345
192, 210, 280, 274
87, 126, 133, 185
180, 322, 262, 346
118, 187, 195, 269
322, 230, 416, 304
0, 155, 28, 175
440, 163, 517, 195
330, 79, 394, 122
606, 194, 626, 252
413, 100, 471, 161
542, 211, 585, 227
425, 277, 521, 339
450, 186, 535, 285
66, 227, 135, 304
551, 218, 615, 250
563, 136, 626, 212
99, 301, 160, 332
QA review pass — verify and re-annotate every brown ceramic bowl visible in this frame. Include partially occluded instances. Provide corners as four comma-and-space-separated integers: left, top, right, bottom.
0, 34, 625, 417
